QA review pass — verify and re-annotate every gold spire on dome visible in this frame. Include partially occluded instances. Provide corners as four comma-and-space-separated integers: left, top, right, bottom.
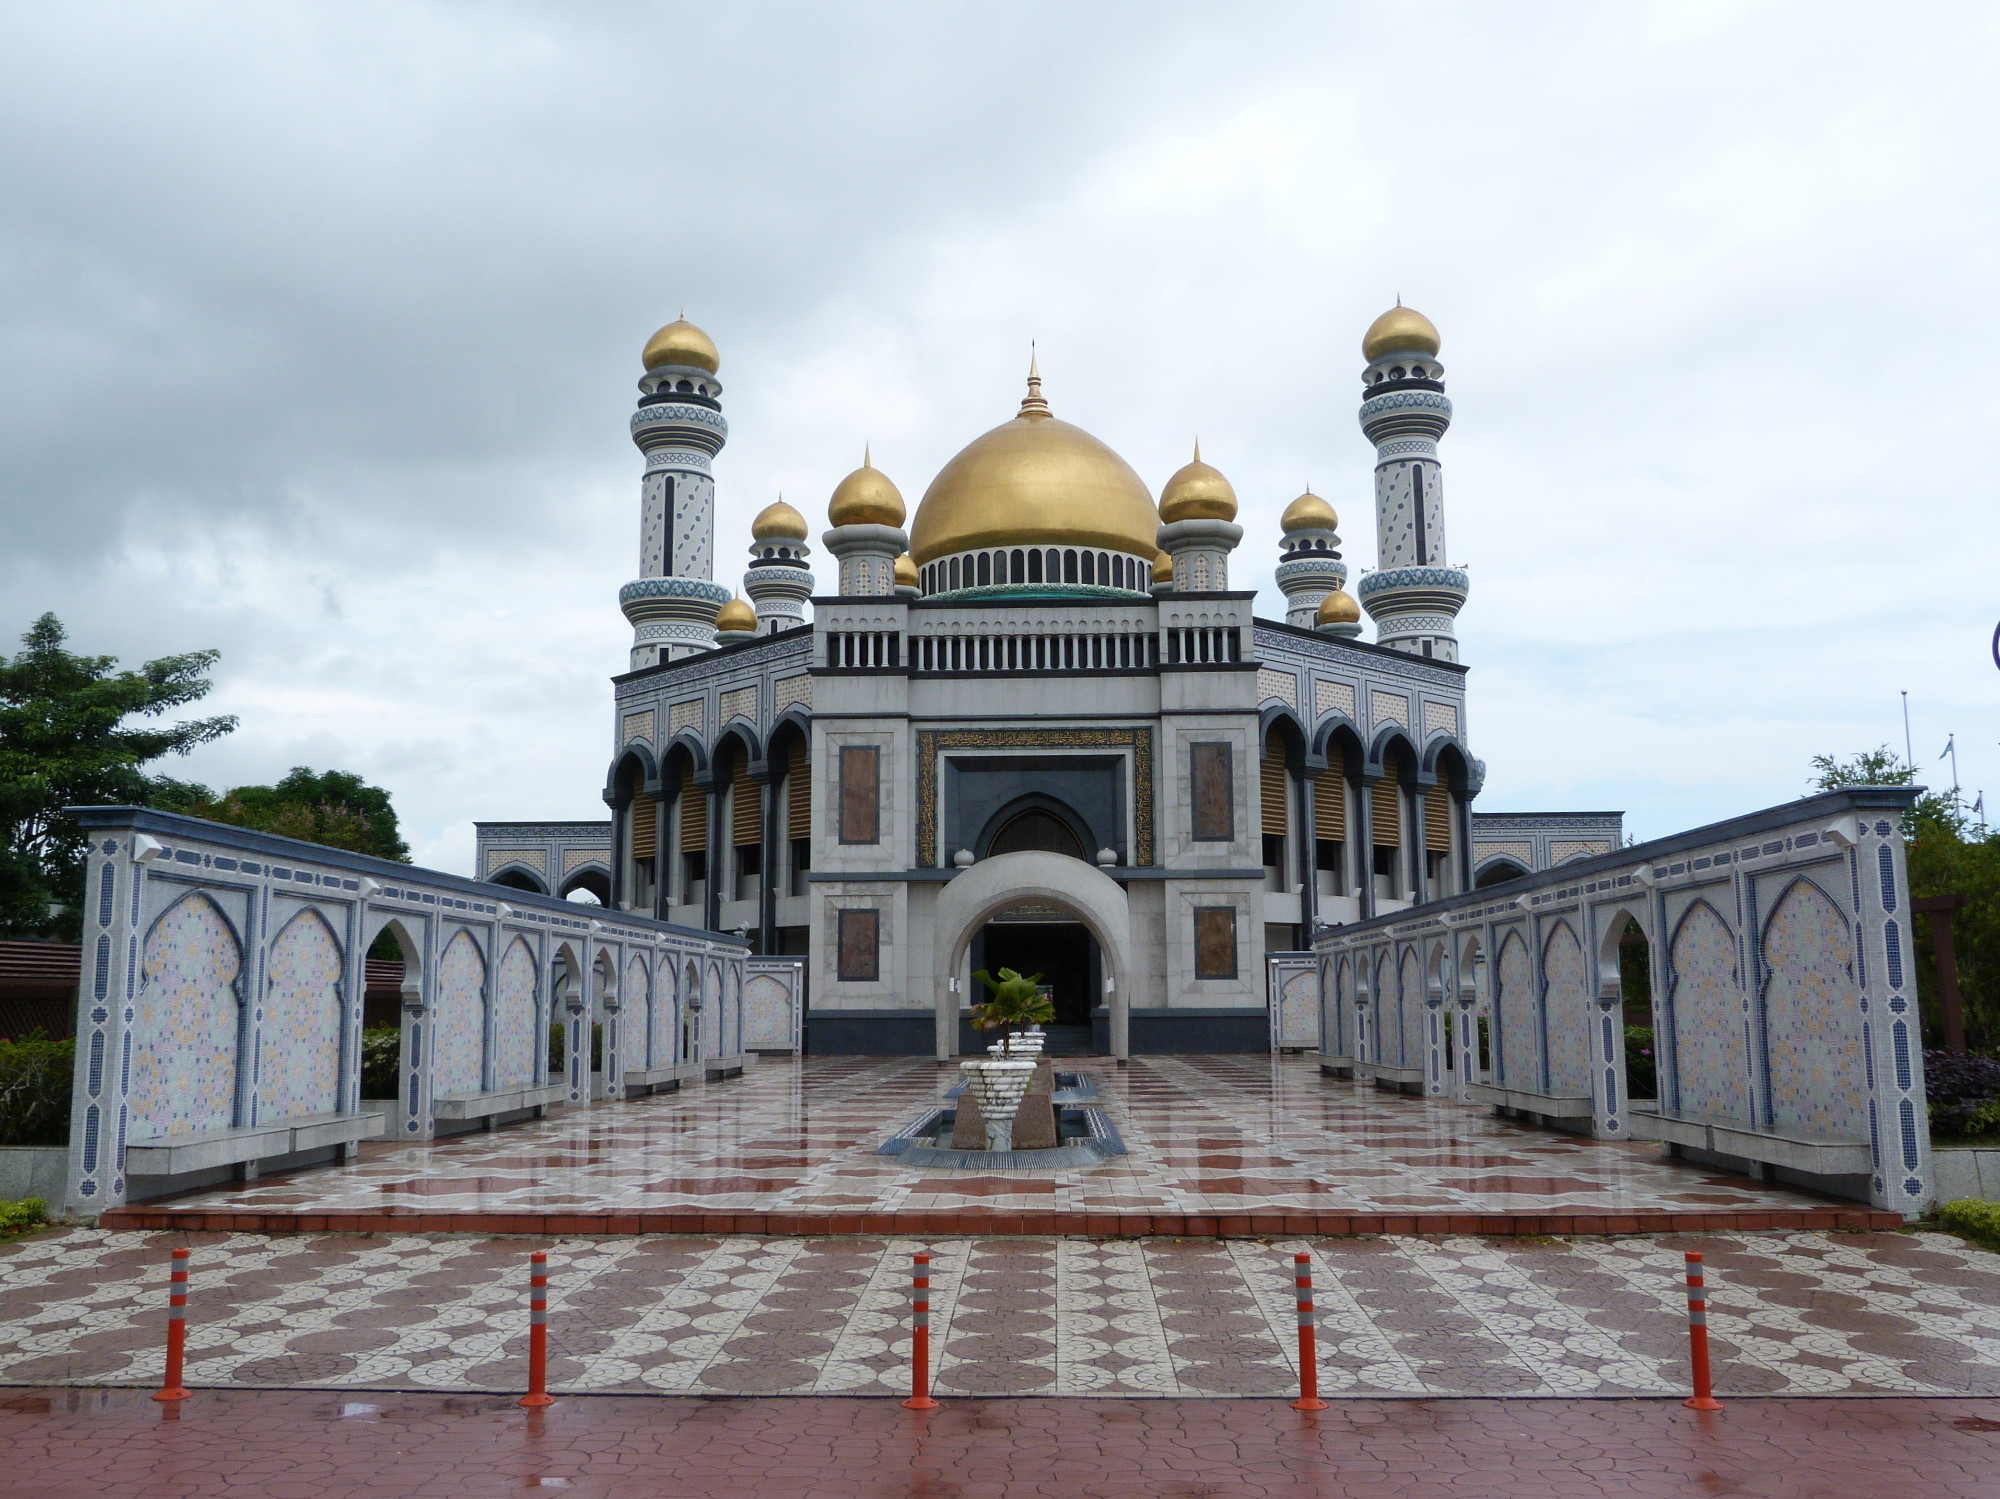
827, 446, 907, 528
751, 496, 809, 541
1151, 550, 1174, 584
1158, 440, 1238, 523
894, 553, 919, 589
907, 360, 1160, 565
1360, 299, 1440, 362
641, 313, 721, 374
1280, 487, 1338, 533
715, 594, 758, 633
1316, 588, 1362, 627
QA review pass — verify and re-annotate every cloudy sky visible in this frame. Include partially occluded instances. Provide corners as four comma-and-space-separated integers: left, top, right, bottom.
3, 2, 1995, 872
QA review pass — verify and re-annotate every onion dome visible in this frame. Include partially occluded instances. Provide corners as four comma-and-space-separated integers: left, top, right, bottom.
1151, 550, 1174, 584
1280, 488, 1338, 533
714, 595, 757, 635
1316, 588, 1362, 627
642, 313, 720, 374
894, 553, 918, 590
1157, 441, 1238, 523
1361, 302, 1440, 361
827, 446, 907, 528
908, 357, 1160, 565
751, 497, 808, 541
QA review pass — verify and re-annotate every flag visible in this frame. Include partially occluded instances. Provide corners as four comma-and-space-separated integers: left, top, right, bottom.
1977, 792, 1987, 820
1940, 734, 1955, 760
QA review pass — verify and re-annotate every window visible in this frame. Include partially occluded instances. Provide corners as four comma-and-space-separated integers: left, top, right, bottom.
1413, 466, 1427, 565
1194, 907, 1237, 979
1189, 742, 1233, 842
1081, 551, 1095, 585
950, 557, 961, 591
839, 745, 880, 844
1028, 550, 1043, 583
837, 908, 880, 982
977, 552, 991, 586
1011, 549, 1025, 582
789, 837, 811, 897
1063, 549, 1078, 582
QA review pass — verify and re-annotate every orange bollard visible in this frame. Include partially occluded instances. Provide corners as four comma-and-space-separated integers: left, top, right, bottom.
1290, 1251, 1327, 1411
903, 1250, 938, 1410
1682, 1250, 1723, 1411
519, 1251, 555, 1409
153, 1247, 191, 1402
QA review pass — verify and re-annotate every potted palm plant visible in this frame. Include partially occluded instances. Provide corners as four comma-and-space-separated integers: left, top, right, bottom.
961, 967, 1054, 1151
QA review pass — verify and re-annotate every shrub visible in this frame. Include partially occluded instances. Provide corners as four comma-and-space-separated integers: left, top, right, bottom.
359, 1026, 400, 1100
0, 1199, 47, 1238
546, 1022, 603, 1073
1940, 1199, 2000, 1253
1925, 1050, 2000, 1137
1623, 1026, 1657, 1101
0, 1032, 73, 1146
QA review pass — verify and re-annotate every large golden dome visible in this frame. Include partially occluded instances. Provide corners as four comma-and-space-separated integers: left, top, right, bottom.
1280, 488, 1338, 532
1158, 442, 1238, 523
1361, 303, 1440, 361
642, 314, 720, 374
909, 367, 1160, 566
827, 448, 907, 528
751, 497, 808, 541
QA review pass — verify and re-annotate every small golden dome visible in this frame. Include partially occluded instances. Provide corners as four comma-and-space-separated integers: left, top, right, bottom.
894, 553, 918, 589
715, 595, 757, 633
1280, 488, 1338, 532
827, 447, 907, 528
642, 314, 720, 374
1361, 303, 1440, 361
1151, 550, 1174, 584
1316, 588, 1362, 626
1158, 441, 1238, 524
908, 364, 1160, 566
751, 498, 808, 541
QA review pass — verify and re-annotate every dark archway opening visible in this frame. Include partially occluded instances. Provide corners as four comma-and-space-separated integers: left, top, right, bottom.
1474, 859, 1529, 890
489, 868, 547, 895
971, 920, 1099, 1055
988, 809, 1085, 860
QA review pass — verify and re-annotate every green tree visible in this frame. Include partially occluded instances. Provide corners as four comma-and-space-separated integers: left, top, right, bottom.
194, 767, 411, 864
0, 614, 236, 938
1812, 746, 2000, 1052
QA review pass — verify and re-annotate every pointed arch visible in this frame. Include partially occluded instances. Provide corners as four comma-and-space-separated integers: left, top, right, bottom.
1540, 917, 1590, 1096
1668, 898, 1750, 1125
1760, 877, 1864, 1139
625, 951, 654, 1069
433, 928, 487, 1097
261, 907, 345, 1122
130, 891, 243, 1141
1493, 929, 1534, 1090
493, 935, 539, 1089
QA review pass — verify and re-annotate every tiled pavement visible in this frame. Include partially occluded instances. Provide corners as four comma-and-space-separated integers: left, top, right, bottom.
5, 1391, 2000, 1499
6, 1227, 2000, 1398
103, 1056, 1896, 1236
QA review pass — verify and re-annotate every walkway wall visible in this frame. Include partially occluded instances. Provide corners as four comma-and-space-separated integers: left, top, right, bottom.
1314, 786, 1931, 1215
64, 808, 746, 1214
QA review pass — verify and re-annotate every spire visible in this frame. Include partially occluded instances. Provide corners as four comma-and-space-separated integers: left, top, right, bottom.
1193, 438, 1202, 464
864, 442, 872, 469
1020, 342, 1050, 418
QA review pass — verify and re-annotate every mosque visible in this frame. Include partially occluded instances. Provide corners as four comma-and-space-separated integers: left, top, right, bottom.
473, 305, 1623, 1057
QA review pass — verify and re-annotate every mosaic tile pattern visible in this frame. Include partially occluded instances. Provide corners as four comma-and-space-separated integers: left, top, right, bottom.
432, 933, 485, 1098
1671, 901, 1752, 1124
133, 1056, 1861, 1222
129, 893, 240, 1141
492, 939, 538, 1091
4, 1227, 1997, 1398
260, 910, 343, 1123
1764, 878, 1867, 1140
1543, 920, 1591, 1098
624, 955, 653, 1070
1495, 931, 1536, 1091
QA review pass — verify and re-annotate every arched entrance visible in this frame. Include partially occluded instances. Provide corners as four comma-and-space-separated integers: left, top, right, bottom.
932, 850, 1134, 1061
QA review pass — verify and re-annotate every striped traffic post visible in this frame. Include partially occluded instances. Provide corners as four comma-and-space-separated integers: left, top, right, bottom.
1290, 1251, 1327, 1411
153, 1247, 191, 1402
1682, 1251, 1723, 1411
903, 1251, 938, 1410
519, 1251, 555, 1409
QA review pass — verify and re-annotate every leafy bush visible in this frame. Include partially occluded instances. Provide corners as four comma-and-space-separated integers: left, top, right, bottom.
547, 1022, 603, 1073
0, 1032, 73, 1146
1940, 1199, 2000, 1253
1925, 1050, 2000, 1138
0, 1198, 47, 1237
1623, 1026, 1657, 1101
359, 1026, 400, 1100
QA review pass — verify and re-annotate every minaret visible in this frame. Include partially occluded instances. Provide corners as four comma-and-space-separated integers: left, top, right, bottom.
1156, 442, 1242, 591
621, 314, 733, 669
1274, 488, 1347, 627
743, 498, 815, 634
821, 447, 907, 597
1355, 302, 1468, 661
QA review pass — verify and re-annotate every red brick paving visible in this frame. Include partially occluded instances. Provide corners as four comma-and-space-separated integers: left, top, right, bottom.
0, 1389, 1994, 1497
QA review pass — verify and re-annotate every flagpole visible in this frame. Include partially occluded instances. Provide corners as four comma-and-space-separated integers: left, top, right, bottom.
1902, 691, 1913, 772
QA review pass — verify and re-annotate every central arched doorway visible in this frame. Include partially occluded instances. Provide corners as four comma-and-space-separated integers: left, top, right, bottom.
971, 910, 1101, 1055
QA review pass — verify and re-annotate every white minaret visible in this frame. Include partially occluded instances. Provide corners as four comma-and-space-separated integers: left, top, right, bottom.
1273, 488, 1347, 628
621, 315, 732, 669
821, 448, 907, 597
743, 498, 816, 634
1354, 303, 1468, 661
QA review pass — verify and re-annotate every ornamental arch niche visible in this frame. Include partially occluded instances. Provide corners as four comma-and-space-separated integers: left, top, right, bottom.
432, 929, 488, 1098
1760, 876, 1865, 1140
130, 891, 244, 1142
1667, 899, 1751, 1126
260, 908, 346, 1123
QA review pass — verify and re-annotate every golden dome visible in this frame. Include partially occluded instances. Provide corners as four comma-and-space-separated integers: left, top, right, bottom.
642, 314, 720, 374
1158, 442, 1238, 524
1151, 550, 1174, 584
1316, 588, 1362, 627
908, 365, 1160, 566
715, 595, 757, 633
827, 447, 907, 528
1361, 303, 1440, 362
894, 553, 919, 589
1280, 488, 1338, 532
751, 497, 808, 541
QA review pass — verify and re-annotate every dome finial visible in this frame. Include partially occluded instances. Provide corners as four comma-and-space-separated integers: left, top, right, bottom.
1193, 438, 1201, 463
1020, 343, 1050, 419
864, 441, 872, 469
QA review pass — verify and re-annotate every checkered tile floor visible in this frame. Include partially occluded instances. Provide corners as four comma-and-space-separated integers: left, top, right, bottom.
6, 1228, 1998, 1398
